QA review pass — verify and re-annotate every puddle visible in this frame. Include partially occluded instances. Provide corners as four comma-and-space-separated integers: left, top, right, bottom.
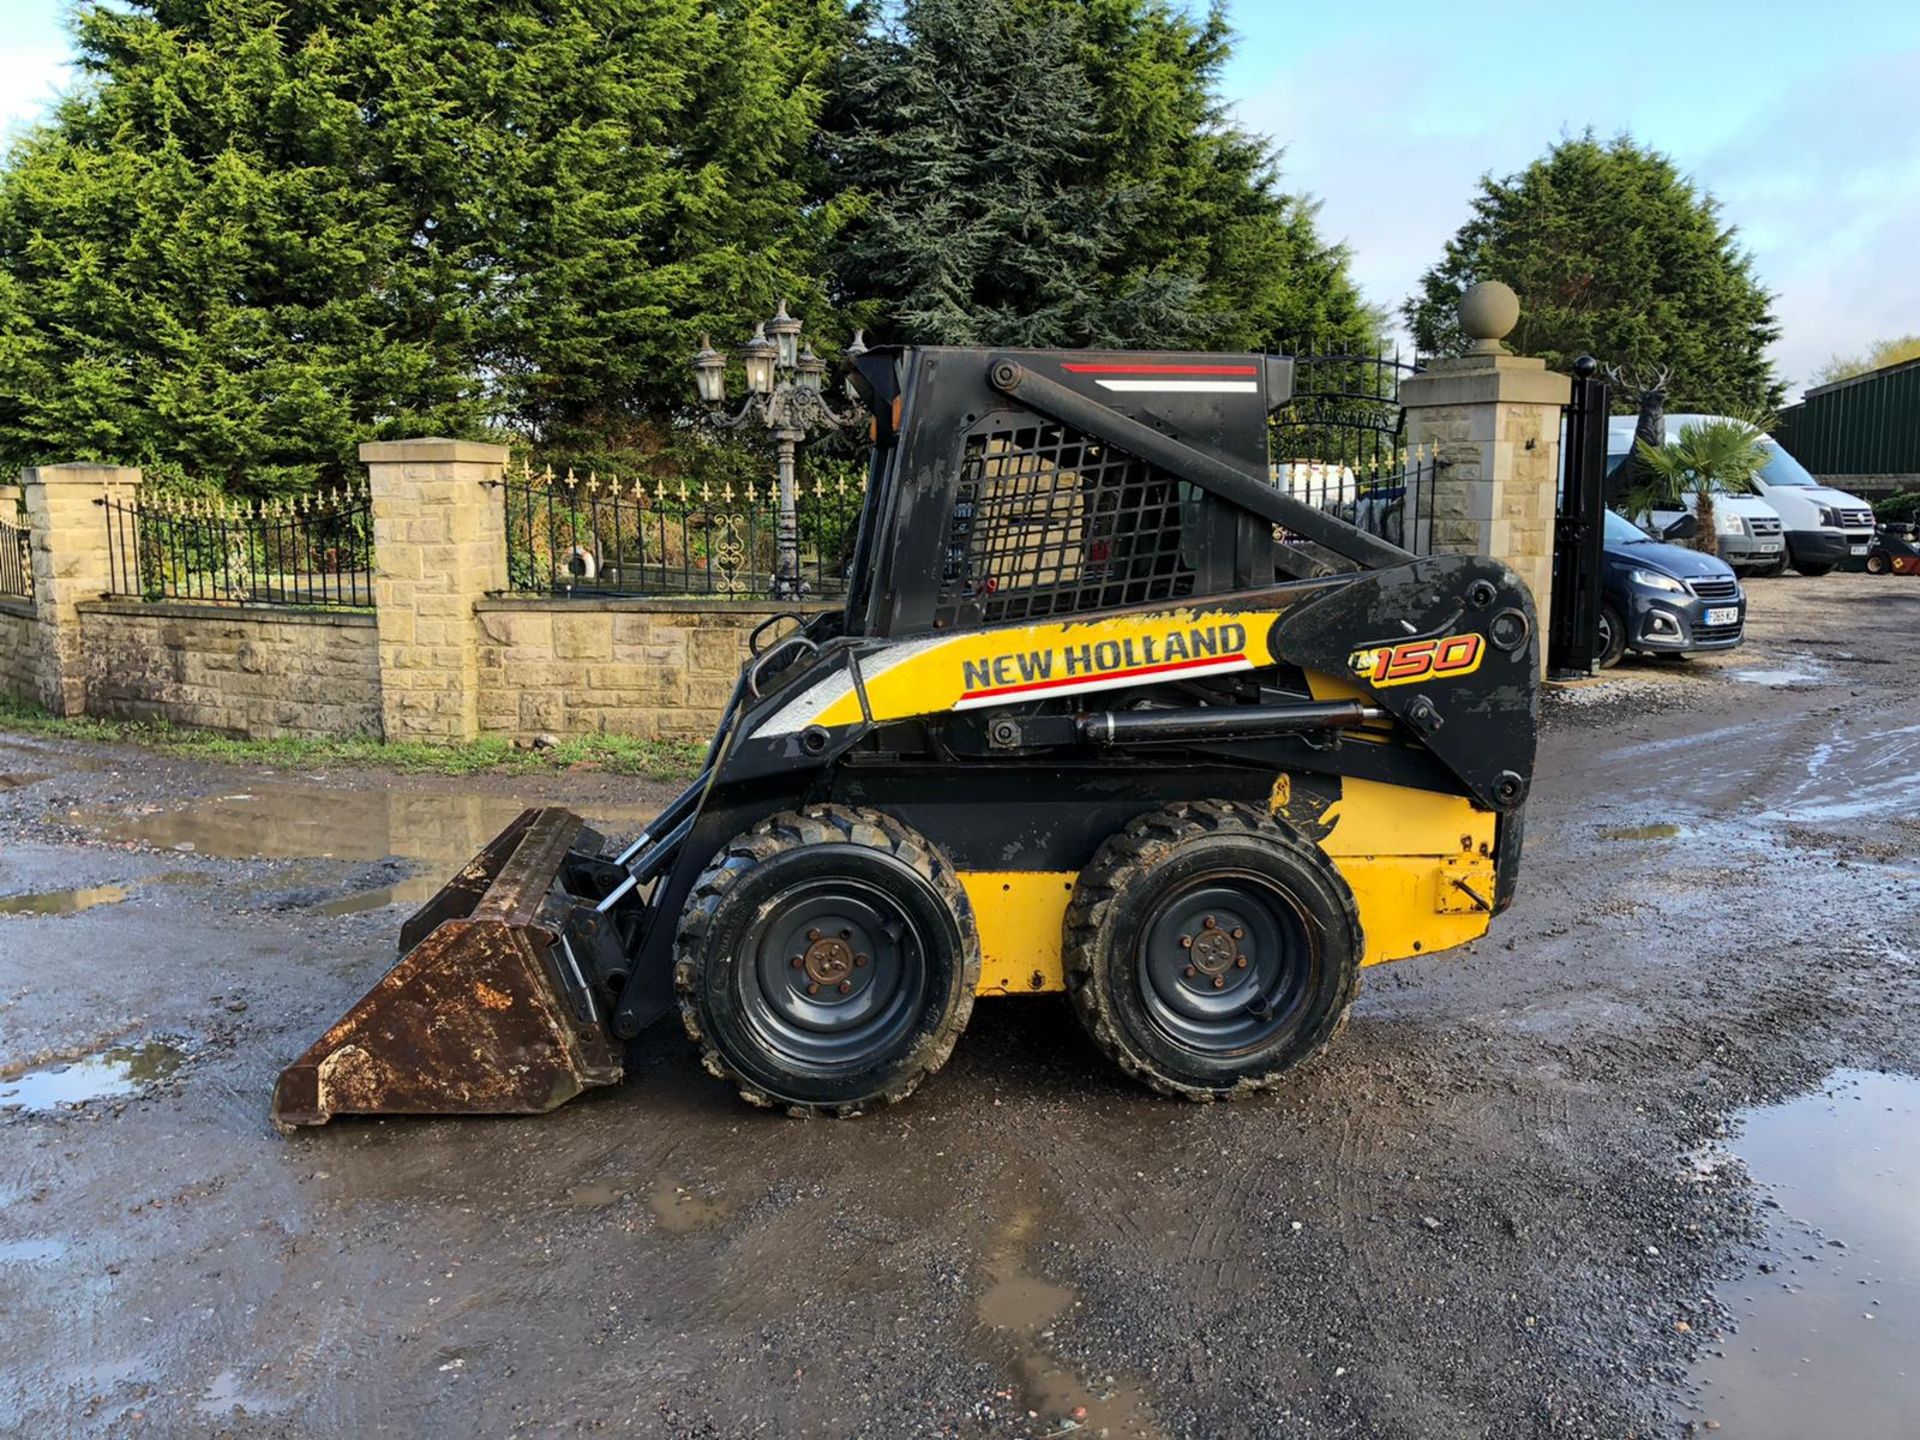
1598, 823, 1687, 842
1729, 667, 1821, 687
81, 788, 653, 910
1687, 1070, 1920, 1438
310, 885, 403, 917
196, 1369, 291, 1418
0, 883, 127, 916
565, 1180, 628, 1210
0, 1237, 69, 1264
0, 1041, 186, 1111
974, 1207, 1164, 1438
646, 1177, 730, 1234
978, 1210, 1074, 1332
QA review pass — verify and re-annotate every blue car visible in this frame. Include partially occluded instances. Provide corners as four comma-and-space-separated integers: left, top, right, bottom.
1596, 510, 1746, 668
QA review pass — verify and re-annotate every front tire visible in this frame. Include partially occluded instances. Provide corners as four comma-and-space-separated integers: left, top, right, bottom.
1865, 552, 1888, 575
1064, 802, 1361, 1100
1750, 553, 1789, 577
1596, 600, 1628, 670
674, 806, 980, 1116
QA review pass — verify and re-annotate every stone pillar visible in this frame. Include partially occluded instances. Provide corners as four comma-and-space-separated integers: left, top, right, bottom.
20, 462, 141, 715
1399, 283, 1570, 666
361, 438, 509, 744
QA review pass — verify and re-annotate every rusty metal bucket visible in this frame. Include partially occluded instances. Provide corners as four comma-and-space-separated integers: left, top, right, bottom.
272, 807, 626, 1129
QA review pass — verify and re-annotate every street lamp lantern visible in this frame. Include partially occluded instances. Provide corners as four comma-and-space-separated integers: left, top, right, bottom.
842, 328, 868, 401
740, 323, 778, 396
690, 333, 727, 406
767, 299, 802, 369
795, 343, 825, 395
687, 304, 861, 600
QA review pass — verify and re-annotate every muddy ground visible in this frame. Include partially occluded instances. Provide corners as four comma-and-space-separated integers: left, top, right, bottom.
1, 572, 1916, 1439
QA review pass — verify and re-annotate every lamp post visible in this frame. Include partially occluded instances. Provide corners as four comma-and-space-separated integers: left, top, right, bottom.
689, 304, 864, 600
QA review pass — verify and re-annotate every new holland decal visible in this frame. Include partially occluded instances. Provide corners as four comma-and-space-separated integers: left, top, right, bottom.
954, 622, 1252, 709
1349, 632, 1485, 688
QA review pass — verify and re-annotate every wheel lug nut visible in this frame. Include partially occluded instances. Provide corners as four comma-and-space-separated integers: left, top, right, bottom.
1235, 955, 1248, 969
1211, 975, 1226, 989
807, 928, 822, 942
806, 982, 821, 995
854, 953, 869, 967
1202, 916, 1217, 930
838, 980, 852, 994
1231, 927, 1244, 939
1183, 965, 1197, 979
790, 956, 804, 968
1179, 935, 1193, 949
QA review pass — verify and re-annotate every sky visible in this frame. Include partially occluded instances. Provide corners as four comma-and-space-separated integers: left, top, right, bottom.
2, 0, 1916, 398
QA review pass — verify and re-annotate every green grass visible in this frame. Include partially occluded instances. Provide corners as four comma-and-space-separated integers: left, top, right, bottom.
0, 699, 706, 780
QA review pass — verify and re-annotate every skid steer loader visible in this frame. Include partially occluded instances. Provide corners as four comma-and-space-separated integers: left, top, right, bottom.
273, 346, 1538, 1126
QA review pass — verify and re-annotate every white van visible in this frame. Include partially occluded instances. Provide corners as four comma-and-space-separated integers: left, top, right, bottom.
1610, 415, 1875, 576
1605, 418, 1786, 574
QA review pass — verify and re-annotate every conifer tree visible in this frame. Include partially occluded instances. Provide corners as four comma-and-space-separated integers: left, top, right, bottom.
828, 0, 1373, 351
1405, 133, 1780, 412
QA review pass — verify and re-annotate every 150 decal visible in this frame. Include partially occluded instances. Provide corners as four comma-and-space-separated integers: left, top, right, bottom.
1349, 633, 1485, 688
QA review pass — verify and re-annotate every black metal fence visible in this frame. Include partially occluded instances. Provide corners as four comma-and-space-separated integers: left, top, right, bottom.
103, 486, 374, 607
1272, 346, 1436, 554
503, 463, 866, 598
1, 506, 29, 601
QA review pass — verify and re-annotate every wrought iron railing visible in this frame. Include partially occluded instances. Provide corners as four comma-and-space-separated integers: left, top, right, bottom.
1272, 344, 1438, 556
0, 507, 29, 601
103, 485, 374, 607
0, 503, 28, 602
502, 463, 866, 598
1272, 444, 1441, 554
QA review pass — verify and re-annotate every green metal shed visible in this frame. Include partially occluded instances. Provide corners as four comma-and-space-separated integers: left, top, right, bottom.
1775, 357, 1920, 500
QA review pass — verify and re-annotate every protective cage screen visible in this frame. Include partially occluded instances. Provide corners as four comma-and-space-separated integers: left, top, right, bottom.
936, 422, 1197, 626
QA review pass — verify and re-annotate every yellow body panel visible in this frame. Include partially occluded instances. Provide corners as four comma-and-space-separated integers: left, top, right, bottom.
808, 605, 1283, 729
961, 872, 1077, 994
955, 776, 1498, 994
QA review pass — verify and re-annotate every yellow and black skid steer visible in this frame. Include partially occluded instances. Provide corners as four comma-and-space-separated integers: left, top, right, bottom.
273, 346, 1538, 1126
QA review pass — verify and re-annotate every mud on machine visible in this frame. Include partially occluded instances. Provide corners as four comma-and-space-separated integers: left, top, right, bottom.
273, 346, 1538, 1125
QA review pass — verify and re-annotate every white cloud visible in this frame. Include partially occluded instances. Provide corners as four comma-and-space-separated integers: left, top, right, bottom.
1234, 45, 1920, 400
0, 43, 76, 148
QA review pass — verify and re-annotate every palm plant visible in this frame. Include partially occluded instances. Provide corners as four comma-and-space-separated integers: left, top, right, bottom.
1629, 419, 1772, 556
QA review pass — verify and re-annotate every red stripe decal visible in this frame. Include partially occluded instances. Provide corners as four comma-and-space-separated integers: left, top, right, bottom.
963, 652, 1248, 701
1060, 362, 1259, 377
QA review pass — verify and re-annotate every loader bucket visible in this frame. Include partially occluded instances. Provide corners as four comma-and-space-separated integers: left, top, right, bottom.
272, 806, 625, 1129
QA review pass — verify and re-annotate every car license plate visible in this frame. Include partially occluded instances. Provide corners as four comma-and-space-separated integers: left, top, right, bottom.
1851, 543, 1869, 556
1751, 541, 1780, 554
1706, 606, 1739, 626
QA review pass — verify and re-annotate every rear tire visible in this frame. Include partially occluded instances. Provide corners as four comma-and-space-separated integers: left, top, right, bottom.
1596, 600, 1628, 670
674, 806, 980, 1117
1865, 552, 1888, 575
1064, 801, 1361, 1101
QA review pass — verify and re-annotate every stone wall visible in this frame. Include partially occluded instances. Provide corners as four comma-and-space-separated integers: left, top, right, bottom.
474, 598, 830, 740
76, 601, 381, 739
0, 600, 33, 703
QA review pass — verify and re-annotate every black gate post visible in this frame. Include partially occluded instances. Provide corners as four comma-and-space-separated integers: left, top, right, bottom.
1547, 355, 1609, 678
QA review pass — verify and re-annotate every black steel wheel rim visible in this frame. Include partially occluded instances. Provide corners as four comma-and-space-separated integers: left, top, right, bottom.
740, 877, 927, 1072
1136, 871, 1316, 1055
1596, 608, 1617, 654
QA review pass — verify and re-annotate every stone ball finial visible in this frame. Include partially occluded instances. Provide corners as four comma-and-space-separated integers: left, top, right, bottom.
1459, 280, 1519, 356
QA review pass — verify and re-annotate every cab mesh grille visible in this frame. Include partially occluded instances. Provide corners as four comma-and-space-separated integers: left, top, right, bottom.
935, 423, 1194, 626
